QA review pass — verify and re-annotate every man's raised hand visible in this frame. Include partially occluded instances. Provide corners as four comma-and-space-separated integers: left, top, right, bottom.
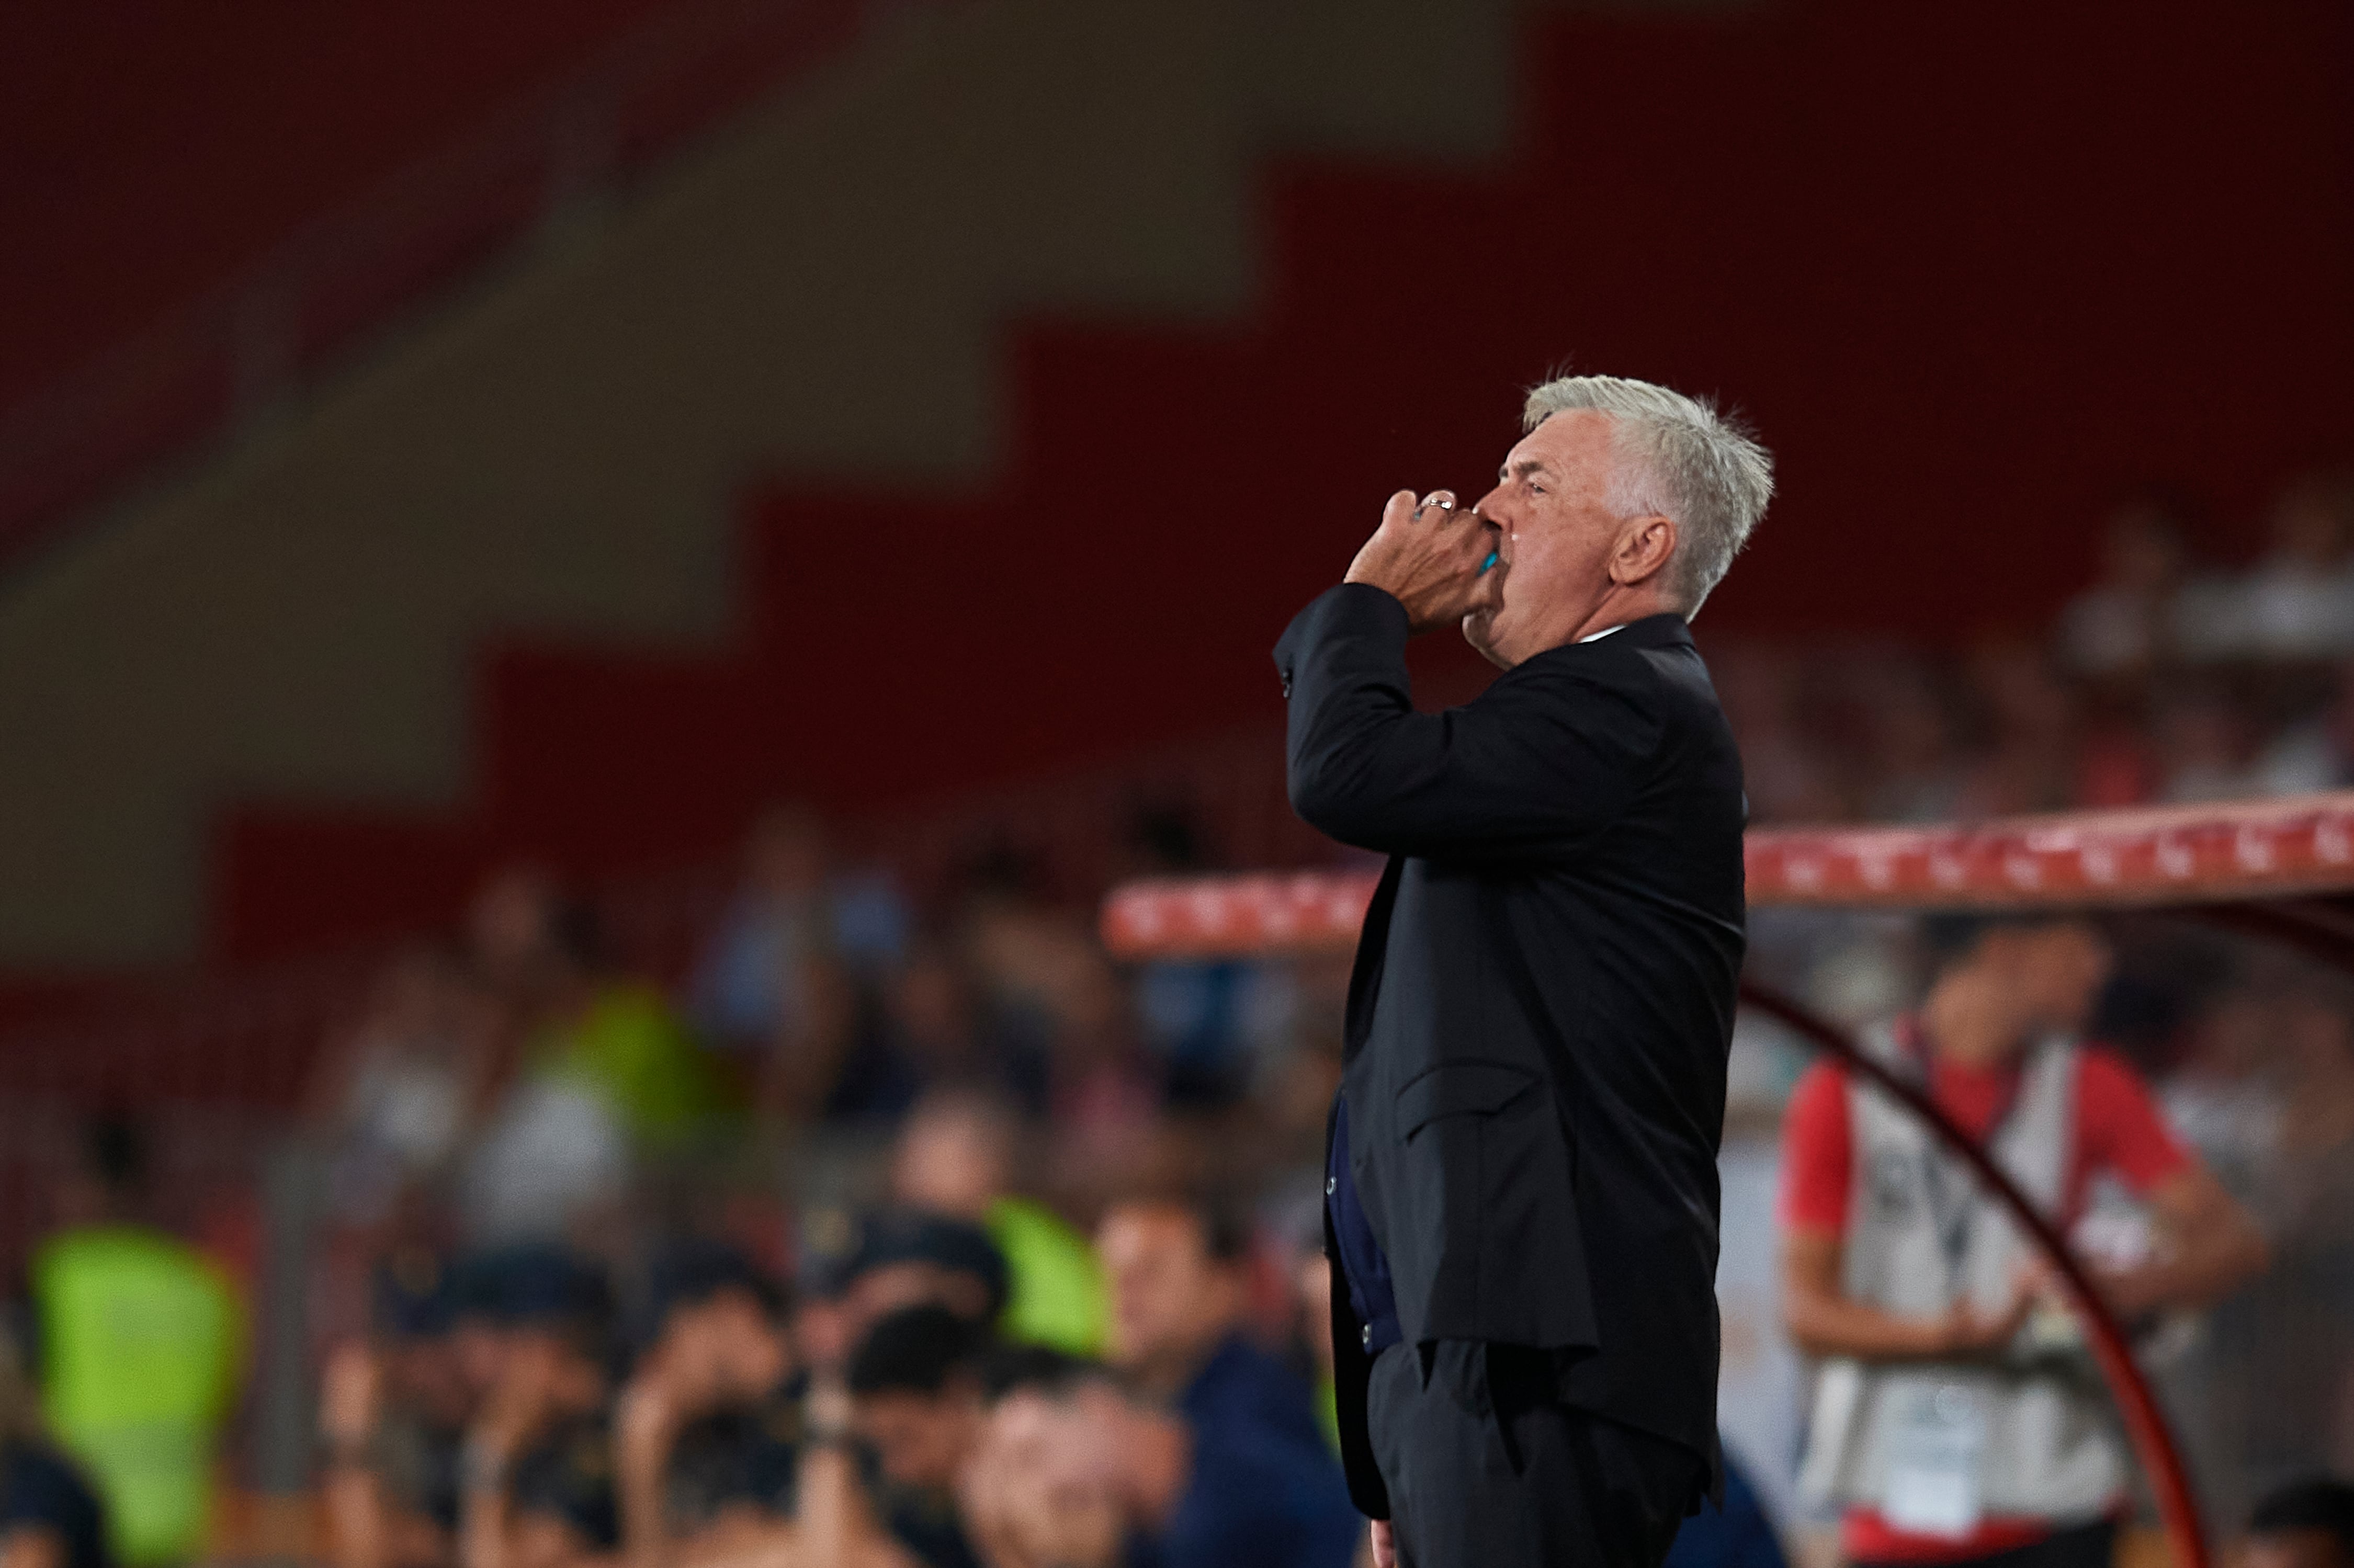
1344, 488, 1501, 636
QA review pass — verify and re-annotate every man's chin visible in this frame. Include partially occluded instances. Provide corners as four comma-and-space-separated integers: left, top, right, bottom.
1462, 611, 1511, 669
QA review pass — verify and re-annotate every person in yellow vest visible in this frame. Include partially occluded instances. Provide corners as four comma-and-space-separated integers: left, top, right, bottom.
30, 1118, 240, 1568
459, 872, 730, 1243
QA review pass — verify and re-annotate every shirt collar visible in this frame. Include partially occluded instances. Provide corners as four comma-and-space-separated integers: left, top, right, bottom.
1507, 612, 1694, 679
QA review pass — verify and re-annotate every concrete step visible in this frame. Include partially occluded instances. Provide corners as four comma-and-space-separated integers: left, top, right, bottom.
0, 0, 1514, 967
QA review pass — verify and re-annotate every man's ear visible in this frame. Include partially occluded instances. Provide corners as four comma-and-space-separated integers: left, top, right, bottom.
1610, 516, 1677, 586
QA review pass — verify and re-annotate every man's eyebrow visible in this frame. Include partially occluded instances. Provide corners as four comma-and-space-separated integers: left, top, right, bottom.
1502, 458, 1549, 480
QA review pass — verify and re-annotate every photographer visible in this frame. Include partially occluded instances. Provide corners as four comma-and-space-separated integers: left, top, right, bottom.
447, 1248, 619, 1568
615, 1243, 802, 1568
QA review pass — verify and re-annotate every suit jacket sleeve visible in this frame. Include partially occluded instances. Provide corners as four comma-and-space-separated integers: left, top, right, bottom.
1274, 584, 1665, 859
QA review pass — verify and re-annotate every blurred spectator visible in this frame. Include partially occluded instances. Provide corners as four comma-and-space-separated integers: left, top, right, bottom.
320, 1250, 473, 1568
2250, 666, 2354, 797
956, 854, 1158, 1186
615, 1241, 799, 1566
2057, 496, 2195, 680
1698, 483, 2354, 825
2156, 684, 2264, 804
28, 1117, 240, 1568
800, 1205, 1003, 1384
2244, 1476, 2354, 1568
2158, 974, 2354, 1527
1711, 643, 1847, 823
1855, 660, 1966, 825
1131, 955, 1263, 1109
461, 870, 722, 1243
888, 1095, 1105, 1357
0, 1325, 109, 1568
963, 1348, 1357, 1568
309, 947, 492, 1233
1121, 808, 1292, 1109
820, 1214, 1011, 1361
445, 1246, 618, 1568
2254, 988, 2354, 1485
1783, 917, 2267, 1568
2236, 475, 2354, 663
1662, 1446, 1787, 1568
872, 946, 1045, 1117
1956, 638, 2081, 817
828, 1305, 991, 1568
2163, 983, 2289, 1212
2276, 985, 2354, 1221
1095, 1195, 1321, 1454
691, 803, 909, 1050
813, 937, 1063, 1131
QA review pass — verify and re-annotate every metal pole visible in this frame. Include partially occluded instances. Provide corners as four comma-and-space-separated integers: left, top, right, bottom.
251, 1133, 324, 1564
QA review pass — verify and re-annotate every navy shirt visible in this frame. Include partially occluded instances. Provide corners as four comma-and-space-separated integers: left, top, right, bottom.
1125, 1425, 1360, 1568
1179, 1336, 1324, 1455
1, 1444, 110, 1568
1663, 1452, 1786, 1568
1325, 1095, 1399, 1356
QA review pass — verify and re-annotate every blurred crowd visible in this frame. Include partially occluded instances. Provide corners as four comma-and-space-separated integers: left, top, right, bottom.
302, 805, 1350, 1274
2, 472, 2353, 1568
1721, 473, 2354, 825
2, 812, 1388, 1568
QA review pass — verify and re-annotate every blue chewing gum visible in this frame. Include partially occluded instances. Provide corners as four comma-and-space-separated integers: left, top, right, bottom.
1481, 550, 1499, 573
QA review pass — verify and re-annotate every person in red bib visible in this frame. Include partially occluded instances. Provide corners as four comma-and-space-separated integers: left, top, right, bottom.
1780, 915, 2268, 1568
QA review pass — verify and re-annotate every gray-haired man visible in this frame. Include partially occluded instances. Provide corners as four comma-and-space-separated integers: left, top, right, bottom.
1280, 376, 1771, 1567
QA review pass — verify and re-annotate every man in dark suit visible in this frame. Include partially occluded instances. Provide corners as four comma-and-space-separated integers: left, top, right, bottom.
1276, 375, 1773, 1568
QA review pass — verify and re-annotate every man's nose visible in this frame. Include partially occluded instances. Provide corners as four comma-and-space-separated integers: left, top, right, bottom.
1472, 483, 1511, 522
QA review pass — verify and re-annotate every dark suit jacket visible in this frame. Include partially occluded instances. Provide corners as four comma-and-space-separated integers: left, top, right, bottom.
1275, 585, 1745, 1517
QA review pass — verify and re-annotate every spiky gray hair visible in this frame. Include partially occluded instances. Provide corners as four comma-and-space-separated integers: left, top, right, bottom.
1522, 374, 1773, 616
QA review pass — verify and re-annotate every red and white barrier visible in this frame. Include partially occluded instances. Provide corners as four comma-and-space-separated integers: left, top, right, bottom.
1102, 792, 2354, 959
1744, 791, 2354, 908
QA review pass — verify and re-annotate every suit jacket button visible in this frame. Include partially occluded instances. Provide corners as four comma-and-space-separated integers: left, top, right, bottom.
1325, 1176, 1337, 1196
1361, 1325, 1373, 1350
